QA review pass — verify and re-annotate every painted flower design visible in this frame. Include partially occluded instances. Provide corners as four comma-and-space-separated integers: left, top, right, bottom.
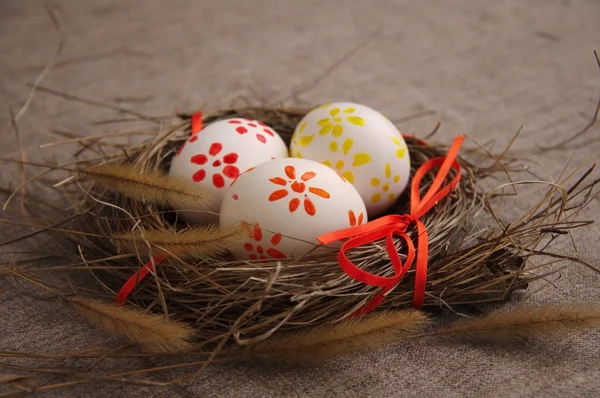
392, 136, 407, 159
268, 165, 331, 216
241, 222, 286, 260
291, 120, 311, 158
348, 210, 365, 227
370, 163, 401, 203
321, 138, 372, 183
176, 134, 198, 156
227, 118, 276, 144
292, 147, 303, 158
317, 106, 365, 137
190, 142, 240, 188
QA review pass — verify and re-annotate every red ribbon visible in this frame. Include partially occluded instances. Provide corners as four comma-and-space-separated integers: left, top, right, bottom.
191, 111, 203, 135
318, 135, 464, 315
115, 255, 164, 305
402, 133, 429, 147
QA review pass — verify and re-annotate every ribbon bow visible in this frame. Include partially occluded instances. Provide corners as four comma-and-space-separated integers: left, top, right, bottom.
317, 135, 465, 316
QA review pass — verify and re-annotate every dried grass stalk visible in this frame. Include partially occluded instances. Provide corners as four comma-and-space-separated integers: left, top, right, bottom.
112, 225, 245, 258
435, 305, 600, 342
71, 297, 195, 353
0, 374, 39, 394
247, 310, 429, 363
82, 163, 207, 210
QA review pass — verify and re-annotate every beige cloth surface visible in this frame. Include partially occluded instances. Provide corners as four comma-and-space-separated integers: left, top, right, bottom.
1, 0, 599, 396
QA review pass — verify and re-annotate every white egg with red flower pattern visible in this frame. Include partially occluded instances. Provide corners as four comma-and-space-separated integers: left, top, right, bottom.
220, 158, 368, 260
169, 118, 288, 224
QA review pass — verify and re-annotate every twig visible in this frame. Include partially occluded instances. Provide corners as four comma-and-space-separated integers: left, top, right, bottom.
24, 84, 158, 122
11, 4, 66, 123
273, 31, 381, 105
541, 51, 600, 150
7, 106, 27, 214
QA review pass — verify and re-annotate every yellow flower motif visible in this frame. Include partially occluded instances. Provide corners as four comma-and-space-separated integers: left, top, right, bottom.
329, 137, 355, 155
298, 121, 307, 133
322, 159, 355, 183
323, 138, 372, 183
392, 137, 407, 159
297, 135, 314, 146
318, 107, 365, 137
353, 153, 371, 167
370, 163, 401, 203
292, 120, 314, 154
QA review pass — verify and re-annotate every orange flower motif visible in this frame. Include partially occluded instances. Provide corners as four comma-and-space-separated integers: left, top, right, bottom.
268, 165, 330, 216
348, 210, 365, 227
241, 222, 286, 260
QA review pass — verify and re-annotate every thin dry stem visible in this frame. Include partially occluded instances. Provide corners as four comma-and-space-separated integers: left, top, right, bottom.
26, 84, 158, 122
542, 51, 600, 150
11, 4, 66, 123
274, 31, 380, 105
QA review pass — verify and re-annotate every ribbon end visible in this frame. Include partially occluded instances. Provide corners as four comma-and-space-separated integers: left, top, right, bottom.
191, 112, 203, 135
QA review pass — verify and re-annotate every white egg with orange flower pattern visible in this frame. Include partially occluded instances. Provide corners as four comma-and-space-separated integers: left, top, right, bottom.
220, 158, 367, 260
290, 102, 410, 217
169, 118, 288, 224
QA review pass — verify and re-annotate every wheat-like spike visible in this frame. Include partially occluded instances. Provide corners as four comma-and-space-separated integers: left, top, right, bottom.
246, 310, 429, 363
436, 305, 600, 342
71, 297, 195, 353
113, 225, 244, 258
82, 163, 208, 209
0, 374, 39, 393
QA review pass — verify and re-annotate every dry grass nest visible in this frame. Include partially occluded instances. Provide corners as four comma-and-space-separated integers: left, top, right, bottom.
4, 106, 598, 352
0, 101, 599, 394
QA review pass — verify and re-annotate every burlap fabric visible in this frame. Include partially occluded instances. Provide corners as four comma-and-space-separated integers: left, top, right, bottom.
1, 1, 599, 396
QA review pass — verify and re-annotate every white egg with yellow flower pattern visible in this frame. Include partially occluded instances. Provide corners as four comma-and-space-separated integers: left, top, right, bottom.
290, 102, 410, 217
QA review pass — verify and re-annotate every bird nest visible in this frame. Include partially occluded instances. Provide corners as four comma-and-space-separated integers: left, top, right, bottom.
5, 105, 591, 352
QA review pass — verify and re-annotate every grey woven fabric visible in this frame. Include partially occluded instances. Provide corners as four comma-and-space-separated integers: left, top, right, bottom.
1, 0, 599, 396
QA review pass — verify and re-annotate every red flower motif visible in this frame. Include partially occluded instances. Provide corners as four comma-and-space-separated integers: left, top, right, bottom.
241, 222, 286, 260
190, 142, 240, 188
176, 135, 198, 156
268, 165, 330, 216
227, 118, 276, 144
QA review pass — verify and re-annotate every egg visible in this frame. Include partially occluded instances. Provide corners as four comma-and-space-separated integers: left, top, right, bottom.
290, 102, 410, 217
169, 118, 288, 224
219, 158, 367, 260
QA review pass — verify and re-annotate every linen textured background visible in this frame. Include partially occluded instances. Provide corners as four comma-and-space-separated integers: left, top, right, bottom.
1, 1, 599, 396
